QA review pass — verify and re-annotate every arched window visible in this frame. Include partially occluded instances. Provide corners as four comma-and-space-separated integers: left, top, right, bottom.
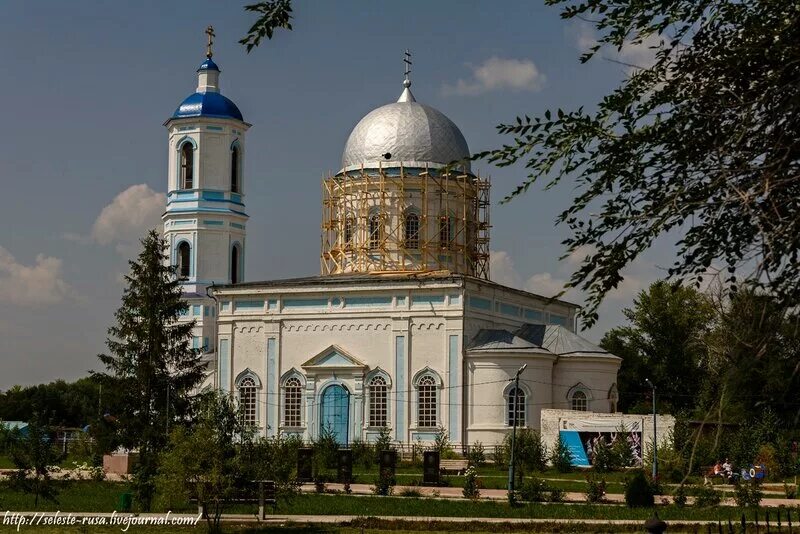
507, 387, 526, 427
344, 216, 355, 246
177, 242, 191, 278
238, 376, 257, 426
571, 390, 588, 412
368, 213, 382, 250
180, 142, 194, 189
439, 215, 452, 249
368, 375, 388, 427
283, 377, 302, 427
230, 145, 240, 193
231, 245, 240, 284
417, 375, 437, 428
404, 213, 420, 249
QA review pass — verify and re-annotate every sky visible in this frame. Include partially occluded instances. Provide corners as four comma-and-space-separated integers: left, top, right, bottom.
0, 1, 672, 390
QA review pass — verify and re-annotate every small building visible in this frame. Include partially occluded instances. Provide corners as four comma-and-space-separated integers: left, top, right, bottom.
1, 421, 29, 438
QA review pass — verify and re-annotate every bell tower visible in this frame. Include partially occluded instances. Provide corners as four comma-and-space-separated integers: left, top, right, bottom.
162, 27, 251, 371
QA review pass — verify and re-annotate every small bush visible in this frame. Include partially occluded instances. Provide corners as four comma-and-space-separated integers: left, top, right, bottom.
591, 438, 614, 473
492, 442, 510, 470
624, 470, 654, 507
462, 466, 480, 500
466, 441, 485, 467
549, 487, 566, 503
372, 468, 395, 496
399, 487, 422, 498
350, 439, 374, 470
673, 484, 687, 507
693, 484, 722, 507
550, 435, 573, 473
434, 427, 456, 459
518, 476, 550, 502
784, 483, 796, 499
585, 474, 607, 503
733, 480, 763, 507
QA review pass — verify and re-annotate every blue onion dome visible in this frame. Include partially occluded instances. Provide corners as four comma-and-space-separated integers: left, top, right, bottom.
170, 57, 244, 122
173, 92, 243, 121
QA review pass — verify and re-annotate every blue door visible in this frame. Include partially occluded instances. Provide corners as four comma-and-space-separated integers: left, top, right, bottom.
320, 384, 350, 445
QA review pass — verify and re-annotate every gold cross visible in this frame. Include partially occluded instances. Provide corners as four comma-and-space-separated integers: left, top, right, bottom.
205, 25, 215, 59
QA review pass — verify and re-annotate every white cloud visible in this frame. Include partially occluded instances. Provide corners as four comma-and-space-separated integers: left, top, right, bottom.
523, 272, 571, 299
489, 250, 521, 288
443, 57, 545, 96
569, 22, 663, 72
0, 246, 73, 306
75, 184, 165, 255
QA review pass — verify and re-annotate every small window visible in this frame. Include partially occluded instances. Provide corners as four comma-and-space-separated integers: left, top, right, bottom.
417, 375, 437, 428
439, 215, 452, 249
571, 390, 588, 412
344, 216, 355, 246
368, 213, 382, 250
507, 387, 526, 427
369, 375, 388, 427
180, 142, 194, 189
231, 145, 240, 193
284, 377, 302, 427
231, 245, 240, 284
239, 376, 257, 426
177, 242, 191, 278
404, 213, 420, 249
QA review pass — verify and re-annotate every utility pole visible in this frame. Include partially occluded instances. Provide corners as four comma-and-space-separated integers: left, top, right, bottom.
508, 363, 527, 503
645, 378, 657, 480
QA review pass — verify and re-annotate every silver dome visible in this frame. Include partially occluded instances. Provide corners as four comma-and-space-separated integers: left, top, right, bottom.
341, 85, 471, 172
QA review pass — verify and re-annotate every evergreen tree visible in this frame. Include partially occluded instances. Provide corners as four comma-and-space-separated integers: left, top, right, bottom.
94, 229, 205, 510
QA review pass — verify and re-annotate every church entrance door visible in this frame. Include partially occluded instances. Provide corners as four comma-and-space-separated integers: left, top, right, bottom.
320, 384, 350, 445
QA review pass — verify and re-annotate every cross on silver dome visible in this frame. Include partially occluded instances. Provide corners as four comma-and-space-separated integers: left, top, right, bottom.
340, 53, 470, 173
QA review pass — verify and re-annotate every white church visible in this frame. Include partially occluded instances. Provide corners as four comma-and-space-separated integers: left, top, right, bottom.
161, 43, 621, 448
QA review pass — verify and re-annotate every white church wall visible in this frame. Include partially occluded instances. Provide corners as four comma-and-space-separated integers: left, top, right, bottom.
465, 354, 555, 445
551, 357, 619, 413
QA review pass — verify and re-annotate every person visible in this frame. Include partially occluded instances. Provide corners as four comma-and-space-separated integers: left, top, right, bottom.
713, 461, 722, 477
722, 458, 733, 481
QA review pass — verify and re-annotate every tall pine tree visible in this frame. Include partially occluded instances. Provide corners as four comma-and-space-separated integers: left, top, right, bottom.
95, 229, 205, 510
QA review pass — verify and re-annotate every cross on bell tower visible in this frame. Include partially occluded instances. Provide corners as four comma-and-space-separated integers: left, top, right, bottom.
205, 25, 215, 59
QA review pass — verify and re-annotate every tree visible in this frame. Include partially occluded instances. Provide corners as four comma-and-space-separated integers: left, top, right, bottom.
156, 392, 249, 533
476, 0, 800, 327
94, 229, 205, 511
600, 281, 714, 413
8, 421, 62, 508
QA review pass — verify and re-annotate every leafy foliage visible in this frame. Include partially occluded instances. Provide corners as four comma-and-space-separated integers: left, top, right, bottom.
0, 378, 102, 428
94, 230, 205, 510
624, 470, 654, 508
601, 282, 714, 413
550, 434, 573, 473
733, 480, 763, 507
476, 0, 800, 326
461, 465, 480, 499
7, 422, 62, 508
585, 474, 607, 503
466, 441, 486, 467
693, 484, 722, 507
240, 0, 293, 52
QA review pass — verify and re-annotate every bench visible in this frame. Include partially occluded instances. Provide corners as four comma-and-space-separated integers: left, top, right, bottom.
195, 480, 276, 520
439, 459, 469, 475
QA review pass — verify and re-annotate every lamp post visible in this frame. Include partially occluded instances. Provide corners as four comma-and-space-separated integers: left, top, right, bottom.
645, 378, 657, 481
508, 363, 527, 503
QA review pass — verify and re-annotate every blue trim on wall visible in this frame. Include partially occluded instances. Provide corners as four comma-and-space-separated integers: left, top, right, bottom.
219, 339, 230, 392
206, 125, 224, 131
550, 314, 568, 326
345, 296, 392, 308
166, 207, 248, 217
203, 220, 224, 226
468, 296, 492, 311
559, 430, 589, 466
267, 338, 277, 437
283, 298, 328, 309
448, 335, 459, 442
413, 295, 445, 307
230, 222, 245, 229
203, 191, 225, 200
499, 302, 521, 317
235, 300, 263, 311
395, 336, 406, 441
524, 309, 544, 322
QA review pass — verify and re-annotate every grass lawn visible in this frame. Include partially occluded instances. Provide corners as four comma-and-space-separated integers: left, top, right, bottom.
1, 481, 797, 523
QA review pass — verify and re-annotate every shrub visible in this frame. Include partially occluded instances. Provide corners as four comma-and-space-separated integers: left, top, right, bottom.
399, 487, 422, 497
591, 438, 614, 473
624, 470, 655, 507
518, 476, 550, 502
693, 484, 722, 507
673, 484, 687, 507
312, 425, 339, 478
372, 468, 395, 496
434, 427, 456, 459
585, 474, 607, 503
549, 487, 566, 503
492, 441, 510, 470
733, 480, 763, 507
610, 426, 635, 469
351, 439, 374, 470
466, 441, 485, 467
373, 427, 394, 461
550, 435, 573, 473
462, 465, 480, 499
411, 440, 424, 467
513, 428, 547, 473
784, 483, 797, 499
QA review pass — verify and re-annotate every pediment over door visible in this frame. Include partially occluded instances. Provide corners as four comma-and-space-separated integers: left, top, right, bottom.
301, 345, 367, 375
